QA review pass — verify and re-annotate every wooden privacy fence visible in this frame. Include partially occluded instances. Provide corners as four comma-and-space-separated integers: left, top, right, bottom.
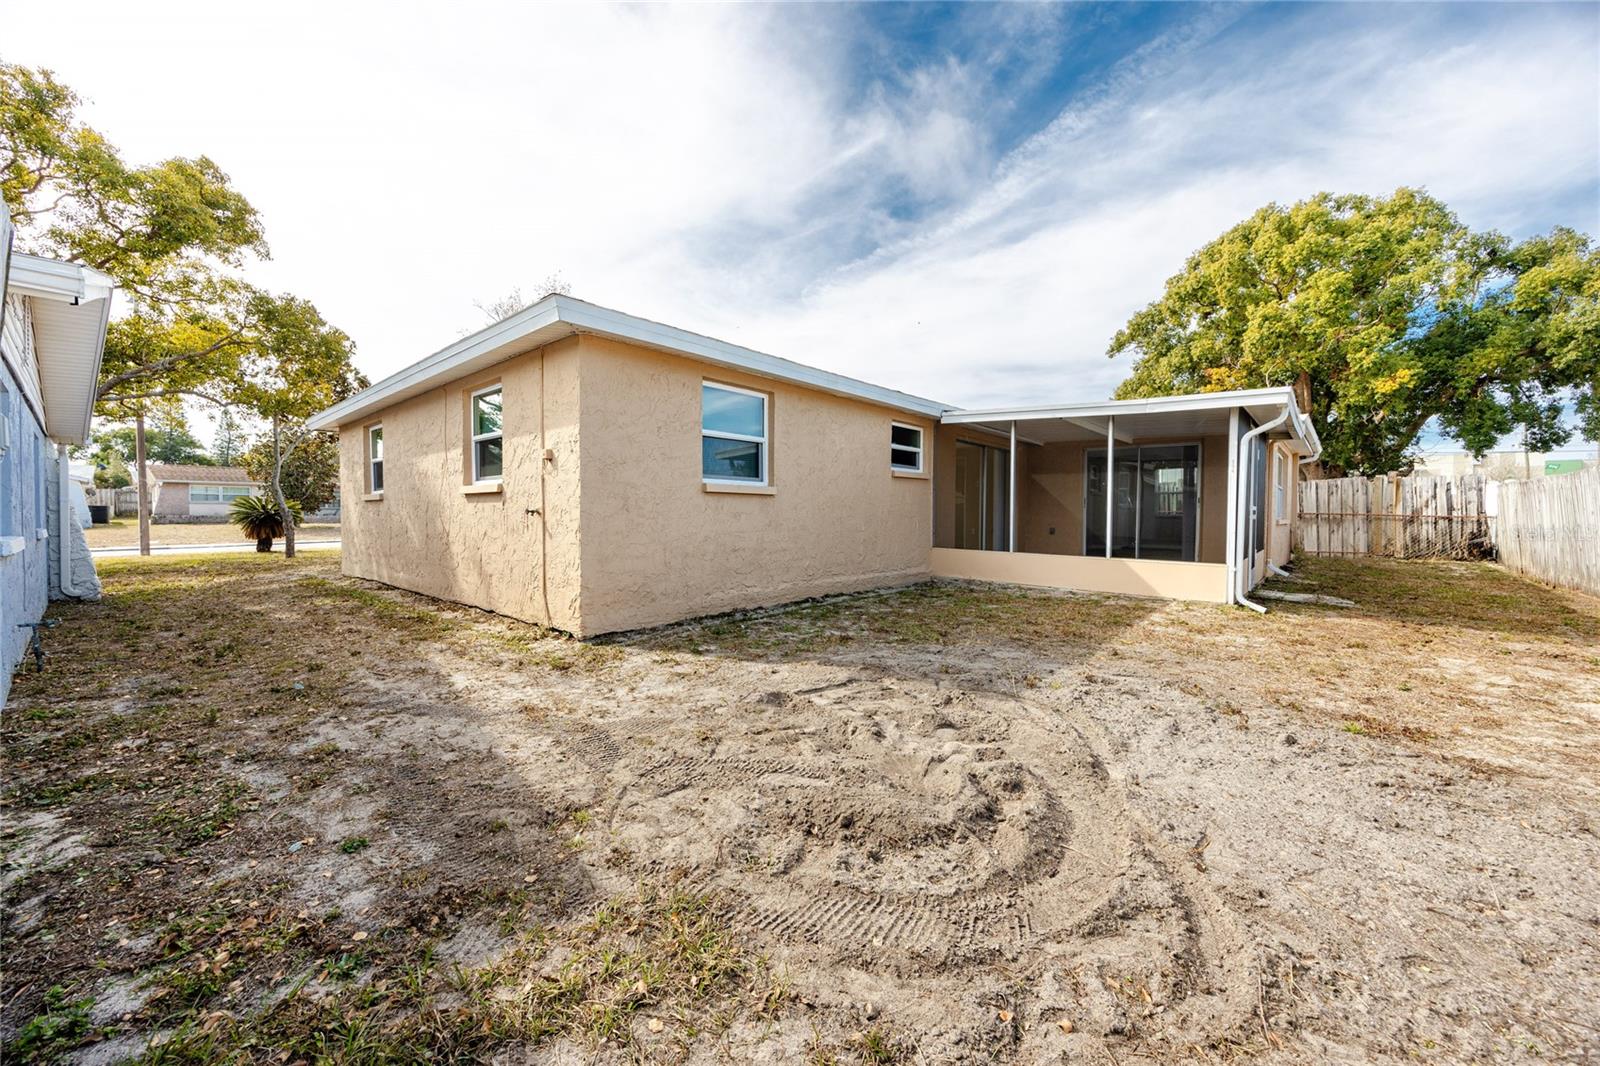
86, 486, 139, 517
1297, 473, 1493, 559
1493, 466, 1600, 597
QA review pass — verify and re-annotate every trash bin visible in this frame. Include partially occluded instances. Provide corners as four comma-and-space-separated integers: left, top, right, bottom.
89, 504, 111, 525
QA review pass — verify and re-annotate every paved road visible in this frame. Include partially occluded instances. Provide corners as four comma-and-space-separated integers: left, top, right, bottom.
92, 540, 341, 558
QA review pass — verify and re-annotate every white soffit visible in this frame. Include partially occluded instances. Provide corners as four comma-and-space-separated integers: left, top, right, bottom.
7, 253, 114, 446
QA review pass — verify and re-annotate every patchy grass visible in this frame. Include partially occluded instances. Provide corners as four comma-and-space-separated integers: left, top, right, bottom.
1265, 555, 1600, 640
134, 884, 785, 1062
640, 582, 1159, 659
6, 549, 1598, 1063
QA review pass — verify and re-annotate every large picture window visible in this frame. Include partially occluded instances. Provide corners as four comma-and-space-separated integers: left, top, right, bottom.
1085, 444, 1201, 561
471, 385, 503, 482
701, 382, 767, 484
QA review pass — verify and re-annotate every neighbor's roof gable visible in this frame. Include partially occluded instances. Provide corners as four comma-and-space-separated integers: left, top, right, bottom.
146, 464, 258, 485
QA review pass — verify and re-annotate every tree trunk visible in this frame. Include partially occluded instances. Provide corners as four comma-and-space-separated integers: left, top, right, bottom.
135, 411, 151, 556
257, 537, 272, 553
271, 415, 297, 559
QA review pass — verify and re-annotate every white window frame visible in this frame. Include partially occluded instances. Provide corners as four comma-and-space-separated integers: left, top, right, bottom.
368, 423, 384, 494
890, 421, 924, 473
470, 384, 504, 484
189, 484, 254, 504
1274, 448, 1289, 522
701, 381, 768, 486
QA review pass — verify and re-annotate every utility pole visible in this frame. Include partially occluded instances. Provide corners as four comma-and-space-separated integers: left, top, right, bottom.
135, 410, 151, 556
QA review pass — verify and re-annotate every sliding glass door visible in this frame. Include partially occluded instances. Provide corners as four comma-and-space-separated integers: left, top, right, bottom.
1085, 444, 1200, 561
954, 441, 1009, 551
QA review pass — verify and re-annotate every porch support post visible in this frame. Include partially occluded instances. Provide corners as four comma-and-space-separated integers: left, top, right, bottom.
1008, 421, 1017, 552
1104, 416, 1114, 558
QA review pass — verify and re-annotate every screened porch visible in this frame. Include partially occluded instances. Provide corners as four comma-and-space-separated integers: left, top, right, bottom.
928, 390, 1321, 605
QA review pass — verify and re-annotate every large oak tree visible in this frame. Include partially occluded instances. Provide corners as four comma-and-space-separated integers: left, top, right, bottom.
1109, 188, 1597, 475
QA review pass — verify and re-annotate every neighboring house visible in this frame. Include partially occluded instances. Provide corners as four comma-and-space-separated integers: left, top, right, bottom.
143, 464, 260, 521
1413, 450, 1598, 480
1, 210, 114, 705
307, 295, 1319, 637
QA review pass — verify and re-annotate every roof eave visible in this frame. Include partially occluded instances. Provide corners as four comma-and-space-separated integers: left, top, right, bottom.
307, 294, 954, 432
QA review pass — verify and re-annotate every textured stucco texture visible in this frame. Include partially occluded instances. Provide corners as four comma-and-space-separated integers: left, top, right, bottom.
334, 333, 933, 637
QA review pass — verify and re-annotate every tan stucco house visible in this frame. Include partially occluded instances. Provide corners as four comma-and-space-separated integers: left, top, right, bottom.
307, 295, 1320, 637
144, 464, 260, 521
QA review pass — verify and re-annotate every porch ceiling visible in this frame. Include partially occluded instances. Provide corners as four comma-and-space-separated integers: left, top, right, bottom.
953, 408, 1234, 444
942, 387, 1320, 454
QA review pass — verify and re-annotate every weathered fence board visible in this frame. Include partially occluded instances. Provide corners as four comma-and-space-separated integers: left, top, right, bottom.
86, 486, 138, 517
1494, 467, 1600, 597
1297, 473, 1491, 560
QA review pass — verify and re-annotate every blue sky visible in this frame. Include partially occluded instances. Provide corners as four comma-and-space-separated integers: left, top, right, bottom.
6, 1, 1598, 450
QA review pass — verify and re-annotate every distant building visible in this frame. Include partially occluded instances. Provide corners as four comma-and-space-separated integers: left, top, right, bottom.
1413, 450, 1597, 480
142, 464, 261, 522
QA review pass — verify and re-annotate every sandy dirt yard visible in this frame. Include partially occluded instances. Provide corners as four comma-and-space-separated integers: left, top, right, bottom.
83, 520, 341, 550
3, 553, 1598, 1064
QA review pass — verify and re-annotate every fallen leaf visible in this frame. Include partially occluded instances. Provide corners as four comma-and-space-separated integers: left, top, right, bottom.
352, 931, 368, 941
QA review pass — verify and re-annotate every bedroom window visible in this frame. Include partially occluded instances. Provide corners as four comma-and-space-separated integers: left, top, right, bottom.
891, 423, 924, 472
470, 386, 503, 482
701, 382, 767, 484
369, 424, 384, 493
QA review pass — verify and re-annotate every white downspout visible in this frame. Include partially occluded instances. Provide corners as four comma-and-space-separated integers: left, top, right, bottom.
57, 444, 77, 598
1235, 410, 1290, 612
1008, 421, 1017, 552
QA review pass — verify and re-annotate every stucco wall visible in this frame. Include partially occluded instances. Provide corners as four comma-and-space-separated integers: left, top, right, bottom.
573, 335, 935, 635
929, 548, 1229, 603
335, 336, 583, 631
933, 427, 1228, 564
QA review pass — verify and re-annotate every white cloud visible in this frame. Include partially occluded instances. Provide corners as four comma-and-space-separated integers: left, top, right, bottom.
5, 0, 1596, 428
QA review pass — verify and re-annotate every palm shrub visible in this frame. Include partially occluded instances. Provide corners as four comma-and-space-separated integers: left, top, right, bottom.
229, 495, 303, 552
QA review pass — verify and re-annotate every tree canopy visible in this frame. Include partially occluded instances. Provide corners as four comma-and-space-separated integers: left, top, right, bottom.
1109, 188, 1598, 475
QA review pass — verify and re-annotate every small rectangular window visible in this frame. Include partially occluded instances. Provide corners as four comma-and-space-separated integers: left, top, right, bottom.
890, 422, 924, 472
702, 382, 767, 484
369, 424, 384, 493
471, 386, 503, 482
189, 485, 220, 503
1274, 450, 1288, 521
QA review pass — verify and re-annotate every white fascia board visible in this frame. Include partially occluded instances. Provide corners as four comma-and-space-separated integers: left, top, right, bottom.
307, 300, 565, 431
944, 386, 1321, 454
560, 299, 952, 419
307, 294, 955, 432
941, 387, 1301, 424
8, 253, 114, 303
